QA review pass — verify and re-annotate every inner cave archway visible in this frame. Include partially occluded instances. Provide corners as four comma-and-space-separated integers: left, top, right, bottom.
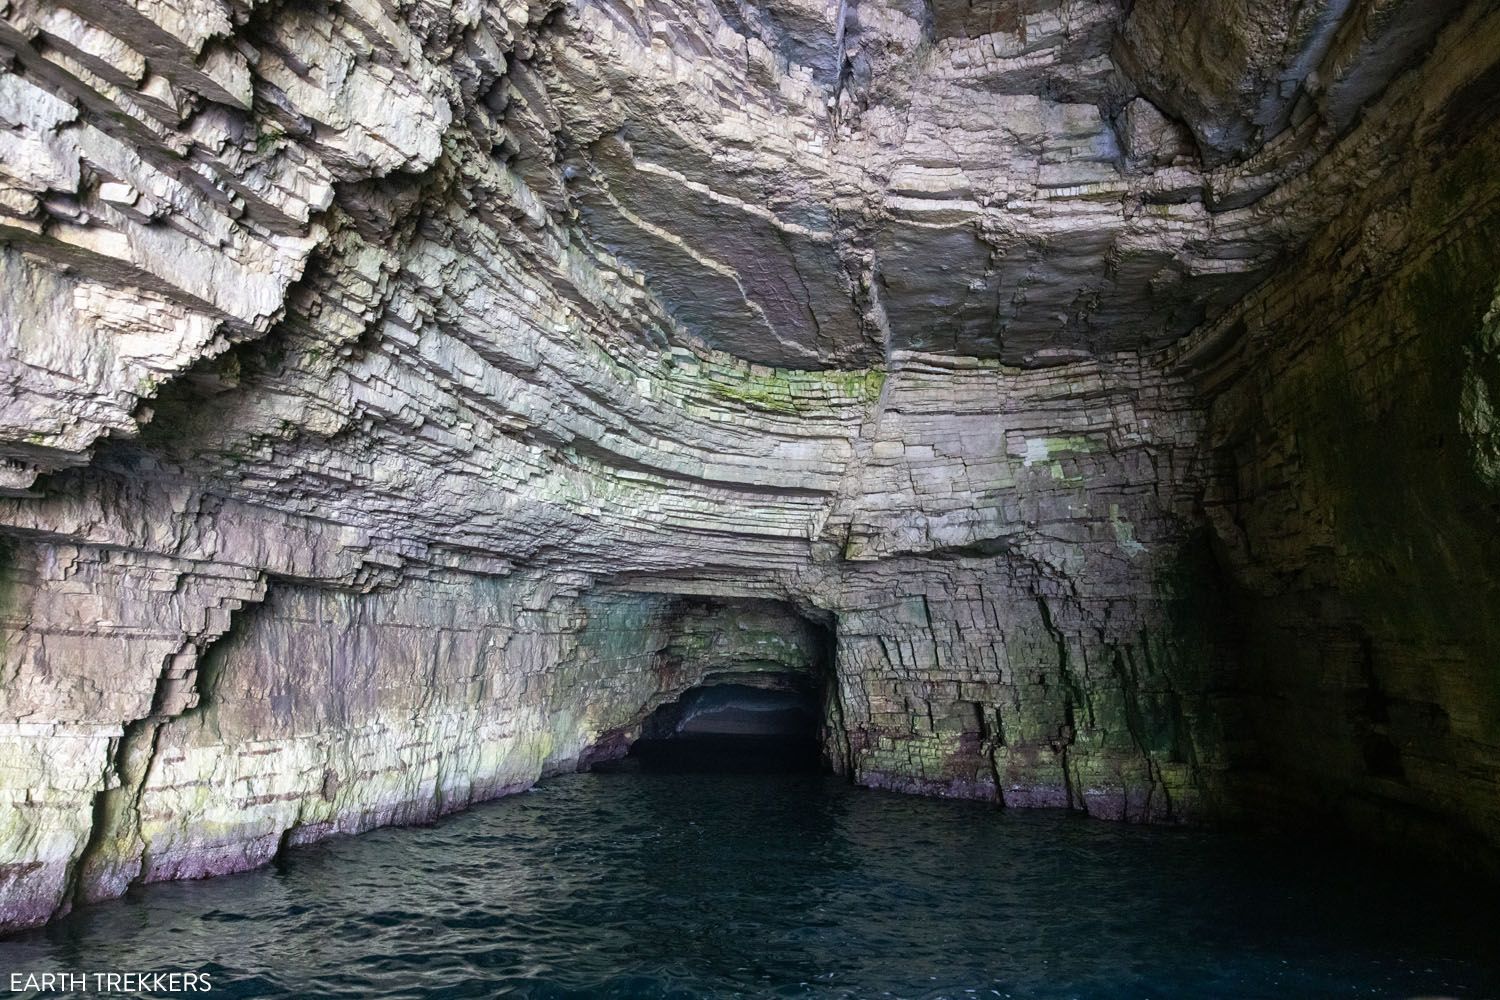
625, 597, 837, 774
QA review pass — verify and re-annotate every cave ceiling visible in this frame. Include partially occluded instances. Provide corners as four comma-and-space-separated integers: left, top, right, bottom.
526, 0, 1463, 367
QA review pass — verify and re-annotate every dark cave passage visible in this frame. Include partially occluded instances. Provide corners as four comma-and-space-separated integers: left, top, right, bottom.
629, 681, 826, 772
620, 596, 837, 774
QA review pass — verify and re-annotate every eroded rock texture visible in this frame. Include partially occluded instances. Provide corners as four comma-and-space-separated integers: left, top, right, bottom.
1, 0, 1497, 931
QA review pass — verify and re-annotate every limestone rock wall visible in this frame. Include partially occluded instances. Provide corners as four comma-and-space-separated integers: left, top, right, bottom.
0, 537, 264, 930
1176, 1, 1500, 871
88, 580, 685, 899
827, 549, 1231, 820
0, 0, 1494, 935
813, 352, 1227, 818
650, 597, 833, 689
1, 562, 801, 931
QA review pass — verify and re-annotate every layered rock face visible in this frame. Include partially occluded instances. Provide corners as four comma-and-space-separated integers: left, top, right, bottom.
1177, 34, 1500, 863
1, 0, 1497, 932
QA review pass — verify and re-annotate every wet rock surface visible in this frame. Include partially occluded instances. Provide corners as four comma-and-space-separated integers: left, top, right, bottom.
1, 0, 1497, 932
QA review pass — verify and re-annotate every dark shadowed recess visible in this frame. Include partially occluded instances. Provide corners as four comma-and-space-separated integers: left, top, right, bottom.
619, 598, 836, 774
629, 682, 827, 773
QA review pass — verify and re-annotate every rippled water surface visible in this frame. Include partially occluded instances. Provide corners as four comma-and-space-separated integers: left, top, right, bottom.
5, 772, 1498, 998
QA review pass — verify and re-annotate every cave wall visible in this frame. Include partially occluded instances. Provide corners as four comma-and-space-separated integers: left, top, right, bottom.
649, 596, 832, 690
0, 553, 694, 929
72, 580, 687, 905
1178, 6, 1500, 867
0, 345, 1226, 931
828, 548, 1230, 820
812, 354, 1229, 818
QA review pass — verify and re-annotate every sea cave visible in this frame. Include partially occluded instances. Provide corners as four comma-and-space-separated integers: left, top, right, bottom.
1, 0, 1499, 995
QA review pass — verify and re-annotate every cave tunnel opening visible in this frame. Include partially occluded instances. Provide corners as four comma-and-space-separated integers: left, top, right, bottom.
625, 597, 837, 774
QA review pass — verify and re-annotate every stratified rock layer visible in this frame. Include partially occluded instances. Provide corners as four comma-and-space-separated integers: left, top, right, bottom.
1, 0, 1497, 933
1175, 31, 1500, 861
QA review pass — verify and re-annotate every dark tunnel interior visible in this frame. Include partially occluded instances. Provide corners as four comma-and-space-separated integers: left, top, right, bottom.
628, 681, 826, 772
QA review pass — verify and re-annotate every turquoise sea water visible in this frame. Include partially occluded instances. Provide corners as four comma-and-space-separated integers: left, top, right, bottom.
3, 771, 1497, 998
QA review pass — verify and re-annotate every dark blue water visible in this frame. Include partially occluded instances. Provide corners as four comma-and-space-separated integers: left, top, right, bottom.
4, 772, 1497, 999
